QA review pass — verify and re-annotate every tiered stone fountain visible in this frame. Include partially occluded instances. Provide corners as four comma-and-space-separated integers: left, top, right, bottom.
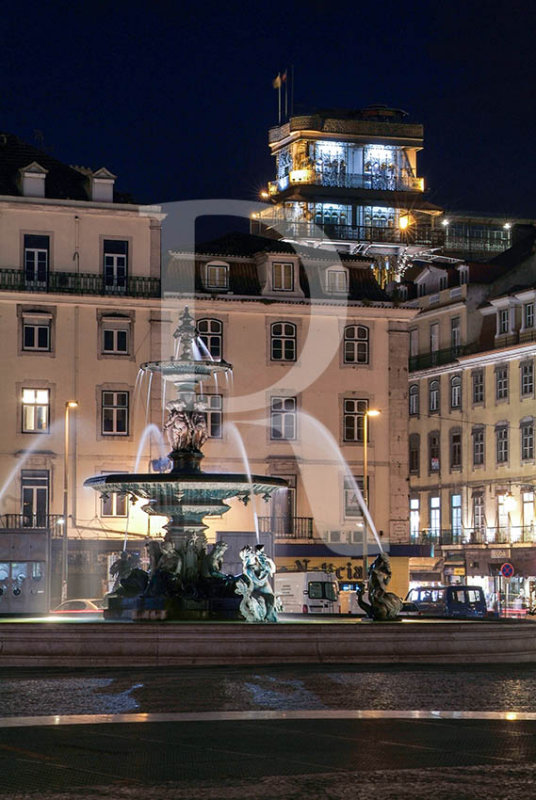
84, 307, 286, 620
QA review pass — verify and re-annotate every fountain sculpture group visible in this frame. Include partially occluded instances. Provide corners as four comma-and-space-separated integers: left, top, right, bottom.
85, 308, 285, 621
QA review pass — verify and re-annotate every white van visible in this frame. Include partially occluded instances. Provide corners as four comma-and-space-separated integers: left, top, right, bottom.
275, 571, 340, 614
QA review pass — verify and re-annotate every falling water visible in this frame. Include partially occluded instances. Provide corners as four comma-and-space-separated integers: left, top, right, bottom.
196, 337, 214, 361
192, 341, 202, 360
144, 372, 153, 428
226, 422, 260, 541
174, 334, 181, 360
0, 428, 60, 505
295, 411, 383, 552
134, 424, 168, 473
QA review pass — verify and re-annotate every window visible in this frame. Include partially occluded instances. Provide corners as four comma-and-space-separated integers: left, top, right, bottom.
197, 394, 223, 438
102, 321, 129, 355
272, 262, 294, 291
472, 370, 484, 404
343, 398, 368, 442
102, 391, 129, 435
410, 498, 420, 539
271, 322, 296, 361
472, 427, 485, 466
429, 431, 440, 473
473, 492, 484, 533
429, 323, 439, 355
409, 329, 418, 358
450, 375, 462, 409
523, 491, 534, 531
22, 316, 50, 351
521, 420, 534, 461
498, 308, 509, 335
409, 384, 419, 415
521, 362, 534, 397
496, 424, 508, 463
326, 269, 348, 293
451, 494, 462, 537
343, 325, 369, 364
429, 379, 440, 413
451, 317, 461, 353
524, 302, 534, 330
24, 234, 49, 288
197, 318, 222, 359
22, 388, 49, 433
344, 476, 364, 518
103, 240, 128, 292
270, 396, 297, 440
21, 470, 49, 527
101, 491, 127, 517
439, 274, 448, 291
409, 434, 420, 474
496, 366, 508, 400
450, 429, 462, 469
430, 496, 441, 536
459, 266, 469, 285
206, 262, 229, 290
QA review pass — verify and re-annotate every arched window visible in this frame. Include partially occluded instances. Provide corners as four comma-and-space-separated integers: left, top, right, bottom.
197, 318, 223, 360
450, 375, 462, 409
409, 384, 419, 416
344, 325, 369, 364
429, 379, 440, 413
271, 322, 296, 361
205, 261, 229, 290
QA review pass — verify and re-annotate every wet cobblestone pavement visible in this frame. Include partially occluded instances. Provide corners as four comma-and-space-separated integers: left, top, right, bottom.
2, 665, 536, 798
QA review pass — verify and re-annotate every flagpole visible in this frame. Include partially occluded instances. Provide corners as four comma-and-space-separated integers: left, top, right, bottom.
278, 79, 281, 124
291, 64, 295, 116
284, 68, 288, 119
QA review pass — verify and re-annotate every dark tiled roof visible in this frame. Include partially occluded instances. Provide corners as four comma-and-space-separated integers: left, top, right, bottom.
0, 131, 126, 202
490, 226, 536, 270
195, 231, 371, 264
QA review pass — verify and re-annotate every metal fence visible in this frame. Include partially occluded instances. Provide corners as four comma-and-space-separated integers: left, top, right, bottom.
0, 269, 161, 298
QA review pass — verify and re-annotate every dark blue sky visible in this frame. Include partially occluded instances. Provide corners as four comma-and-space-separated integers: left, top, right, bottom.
3, 0, 535, 218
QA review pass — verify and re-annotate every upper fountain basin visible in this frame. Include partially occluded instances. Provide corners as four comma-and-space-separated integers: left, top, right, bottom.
140, 359, 233, 381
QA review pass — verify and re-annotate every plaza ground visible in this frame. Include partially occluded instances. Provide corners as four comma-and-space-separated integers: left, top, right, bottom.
2, 664, 536, 798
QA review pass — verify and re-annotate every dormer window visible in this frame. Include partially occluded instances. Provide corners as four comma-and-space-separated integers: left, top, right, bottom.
418, 283, 426, 297
439, 274, 448, 290
459, 266, 469, 285
326, 268, 348, 293
497, 308, 509, 335
205, 261, 229, 290
272, 262, 294, 291
18, 162, 48, 198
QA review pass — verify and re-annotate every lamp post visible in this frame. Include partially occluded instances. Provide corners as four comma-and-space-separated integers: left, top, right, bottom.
362, 408, 381, 586
61, 401, 79, 603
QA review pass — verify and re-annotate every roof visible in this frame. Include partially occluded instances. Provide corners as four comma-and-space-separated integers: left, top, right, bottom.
0, 131, 128, 202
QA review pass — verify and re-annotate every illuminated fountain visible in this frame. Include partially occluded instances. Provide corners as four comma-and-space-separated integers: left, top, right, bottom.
84, 307, 285, 620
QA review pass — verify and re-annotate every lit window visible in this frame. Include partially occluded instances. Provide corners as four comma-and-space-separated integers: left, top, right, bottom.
271, 322, 296, 361
270, 396, 297, 440
521, 362, 534, 397
409, 384, 419, 416
410, 497, 420, 539
472, 427, 485, 467
473, 492, 484, 533
197, 318, 222, 360
22, 317, 50, 351
196, 394, 223, 438
22, 389, 50, 433
272, 262, 294, 291
343, 398, 368, 443
451, 494, 462, 537
343, 325, 369, 364
326, 269, 348, 293
344, 476, 364, 518
101, 491, 127, 517
429, 495, 440, 536
102, 391, 129, 435
206, 262, 229, 290
103, 240, 128, 292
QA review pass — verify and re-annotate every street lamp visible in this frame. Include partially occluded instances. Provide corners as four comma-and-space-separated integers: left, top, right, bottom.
362, 408, 381, 585
61, 400, 79, 603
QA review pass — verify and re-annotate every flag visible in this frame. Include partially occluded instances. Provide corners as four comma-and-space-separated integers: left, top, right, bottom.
281, 70, 287, 82
272, 73, 281, 89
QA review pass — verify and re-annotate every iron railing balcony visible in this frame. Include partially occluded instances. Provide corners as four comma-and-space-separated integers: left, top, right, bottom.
412, 526, 536, 546
258, 516, 315, 540
268, 172, 424, 194
409, 343, 482, 372
0, 268, 161, 298
0, 514, 64, 532
254, 220, 444, 247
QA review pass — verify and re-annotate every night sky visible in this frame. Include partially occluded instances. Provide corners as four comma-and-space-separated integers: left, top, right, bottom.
2, 0, 535, 220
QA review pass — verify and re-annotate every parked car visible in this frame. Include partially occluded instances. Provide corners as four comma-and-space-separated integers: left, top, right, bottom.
405, 585, 489, 618
51, 598, 104, 615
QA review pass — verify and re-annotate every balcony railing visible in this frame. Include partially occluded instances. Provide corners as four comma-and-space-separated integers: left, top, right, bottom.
254, 220, 444, 247
413, 526, 536, 546
269, 172, 424, 194
258, 516, 315, 540
0, 269, 161, 298
409, 343, 483, 372
0, 514, 64, 531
